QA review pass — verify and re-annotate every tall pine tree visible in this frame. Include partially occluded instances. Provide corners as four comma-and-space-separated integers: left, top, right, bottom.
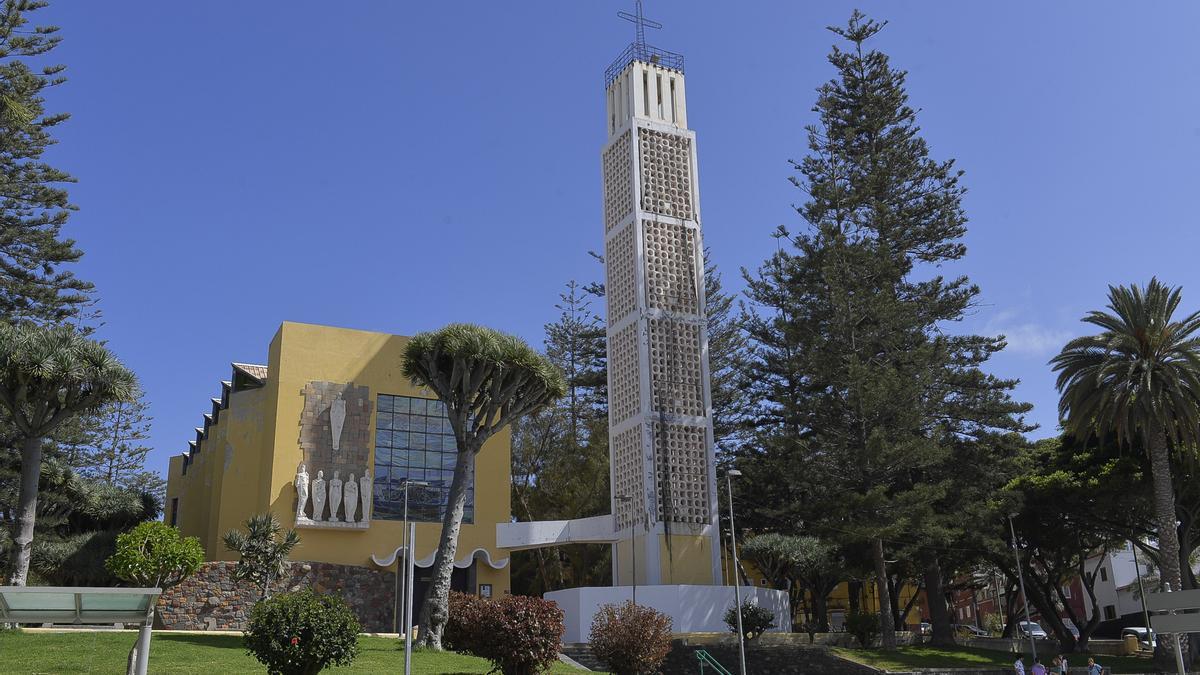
0, 0, 91, 323
741, 12, 1029, 648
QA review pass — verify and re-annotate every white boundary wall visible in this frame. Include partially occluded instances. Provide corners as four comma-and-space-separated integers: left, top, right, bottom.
545, 584, 791, 644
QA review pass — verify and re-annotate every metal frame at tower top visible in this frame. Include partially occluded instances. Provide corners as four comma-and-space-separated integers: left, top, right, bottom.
605, 0, 684, 88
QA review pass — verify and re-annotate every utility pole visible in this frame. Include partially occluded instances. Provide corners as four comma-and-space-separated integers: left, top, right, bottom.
727, 469, 746, 675
1008, 515, 1037, 663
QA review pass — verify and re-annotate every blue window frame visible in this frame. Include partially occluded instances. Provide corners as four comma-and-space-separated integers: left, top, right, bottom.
372, 394, 473, 523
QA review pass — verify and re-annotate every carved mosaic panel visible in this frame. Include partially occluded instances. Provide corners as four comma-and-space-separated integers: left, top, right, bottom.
638, 128, 693, 220
299, 382, 373, 476
606, 221, 637, 323
603, 130, 633, 233
643, 219, 699, 315
612, 425, 644, 531
647, 319, 705, 418
651, 422, 709, 525
609, 323, 641, 424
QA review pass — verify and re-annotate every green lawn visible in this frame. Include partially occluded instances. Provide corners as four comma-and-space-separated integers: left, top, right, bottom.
0, 630, 586, 674
831, 645, 1158, 673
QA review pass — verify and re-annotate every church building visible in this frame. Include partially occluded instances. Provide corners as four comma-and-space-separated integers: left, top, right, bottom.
162, 321, 511, 631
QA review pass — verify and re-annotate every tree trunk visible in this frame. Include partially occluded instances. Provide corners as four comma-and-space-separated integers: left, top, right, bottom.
8, 435, 44, 586
922, 551, 955, 646
1001, 584, 1018, 638
415, 447, 476, 650
848, 580, 862, 614
887, 572, 902, 628
1149, 428, 1189, 666
813, 588, 830, 632
874, 538, 897, 649
1178, 514, 1197, 591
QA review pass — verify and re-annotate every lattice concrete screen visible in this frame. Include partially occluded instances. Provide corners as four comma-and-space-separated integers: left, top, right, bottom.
651, 422, 709, 525
638, 128, 693, 220
612, 426, 644, 531
647, 318, 705, 418
609, 323, 641, 424
602, 58, 718, 584
643, 219, 699, 314
606, 222, 637, 323
604, 130, 633, 232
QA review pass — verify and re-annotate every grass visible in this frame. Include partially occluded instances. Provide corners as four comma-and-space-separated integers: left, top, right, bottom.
0, 630, 587, 674
831, 644, 1158, 673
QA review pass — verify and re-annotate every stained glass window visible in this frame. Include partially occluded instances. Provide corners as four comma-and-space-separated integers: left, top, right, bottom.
372, 394, 472, 523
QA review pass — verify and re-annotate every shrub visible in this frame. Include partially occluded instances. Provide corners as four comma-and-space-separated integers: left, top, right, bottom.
845, 609, 880, 648
444, 591, 488, 653
105, 521, 204, 589
447, 593, 564, 675
244, 590, 361, 675
724, 600, 776, 641
589, 601, 673, 675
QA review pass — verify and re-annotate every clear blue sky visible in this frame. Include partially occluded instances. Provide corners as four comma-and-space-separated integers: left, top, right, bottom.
38, 1, 1200, 480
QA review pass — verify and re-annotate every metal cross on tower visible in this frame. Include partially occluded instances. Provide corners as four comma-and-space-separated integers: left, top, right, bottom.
617, 0, 662, 50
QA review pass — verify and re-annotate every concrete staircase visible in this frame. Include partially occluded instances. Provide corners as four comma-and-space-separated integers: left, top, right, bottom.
560, 643, 606, 672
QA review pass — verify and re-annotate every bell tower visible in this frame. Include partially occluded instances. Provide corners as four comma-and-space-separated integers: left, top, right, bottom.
602, 1, 720, 586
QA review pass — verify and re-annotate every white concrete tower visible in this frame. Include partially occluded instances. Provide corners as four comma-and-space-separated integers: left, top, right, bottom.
602, 10, 720, 587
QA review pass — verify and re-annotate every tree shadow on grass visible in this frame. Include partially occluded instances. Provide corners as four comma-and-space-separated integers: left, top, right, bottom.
154, 633, 245, 649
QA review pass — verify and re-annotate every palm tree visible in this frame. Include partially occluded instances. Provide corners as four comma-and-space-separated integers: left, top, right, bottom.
222, 513, 300, 601
1051, 278, 1200, 662
0, 323, 136, 585
403, 323, 565, 649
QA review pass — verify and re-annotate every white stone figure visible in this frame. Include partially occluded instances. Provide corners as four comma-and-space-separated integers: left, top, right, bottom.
312, 470, 327, 521
344, 473, 359, 523
329, 471, 343, 522
294, 462, 310, 520
359, 472, 372, 522
330, 394, 347, 451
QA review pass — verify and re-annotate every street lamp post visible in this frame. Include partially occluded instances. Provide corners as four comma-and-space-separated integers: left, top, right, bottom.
399, 478, 429, 675
726, 469, 747, 675
1008, 515, 1037, 664
616, 494, 636, 604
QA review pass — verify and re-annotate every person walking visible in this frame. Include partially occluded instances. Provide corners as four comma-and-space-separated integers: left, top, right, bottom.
1086, 656, 1103, 675
1030, 658, 1047, 675
1014, 656, 1026, 675
1049, 655, 1063, 674
1059, 654, 1068, 673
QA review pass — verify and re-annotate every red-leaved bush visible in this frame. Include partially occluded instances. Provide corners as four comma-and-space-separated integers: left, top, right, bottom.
445, 591, 564, 675
588, 601, 673, 675
444, 591, 488, 653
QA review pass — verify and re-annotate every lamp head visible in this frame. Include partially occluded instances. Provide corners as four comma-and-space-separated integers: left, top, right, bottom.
727, 469, 743, 478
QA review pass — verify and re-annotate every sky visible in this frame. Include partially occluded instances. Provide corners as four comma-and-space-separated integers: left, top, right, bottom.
32, 1, 1200, 480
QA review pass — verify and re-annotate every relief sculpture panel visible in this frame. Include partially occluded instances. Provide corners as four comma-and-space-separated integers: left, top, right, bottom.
296, 381, 373, 529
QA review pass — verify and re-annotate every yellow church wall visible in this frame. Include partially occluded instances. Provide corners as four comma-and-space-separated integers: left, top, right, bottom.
610, 532, 715, 587
659, 534, 715, 585
262, 321, 510, 576
209, 385, 272, 561
164, 321, 511, 595
165, 455, 183, 525
734, 552, 923, 628
826, 580, 924, 628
